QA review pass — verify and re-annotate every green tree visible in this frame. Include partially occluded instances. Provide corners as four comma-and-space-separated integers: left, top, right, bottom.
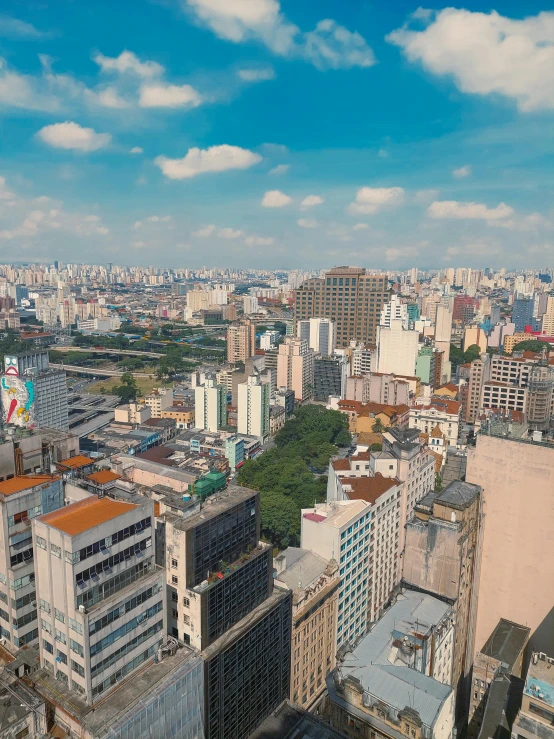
464, 344, 481, 363
511, 340, 551, 354
372, 417, 385, 434
434, 474, 443, 493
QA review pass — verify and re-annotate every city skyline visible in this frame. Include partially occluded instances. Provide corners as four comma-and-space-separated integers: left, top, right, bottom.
0, 0, 553, 269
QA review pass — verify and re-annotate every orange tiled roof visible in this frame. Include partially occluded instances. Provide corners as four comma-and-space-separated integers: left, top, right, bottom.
39, 497, 138, 536
340, 473, 401, 505
86, 470, 121, 485
56, 455, 95, 469
332, 459, 351, 471
0, 474, 60, 497
430, 425, 444, 438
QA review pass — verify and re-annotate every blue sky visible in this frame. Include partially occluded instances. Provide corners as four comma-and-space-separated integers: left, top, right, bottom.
0, 0, 553, 270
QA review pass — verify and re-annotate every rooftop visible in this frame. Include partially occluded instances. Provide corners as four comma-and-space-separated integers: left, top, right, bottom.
525, 654, 554, 708
165, 484, 258, 531
0, 473, 60, 497
56, 454, 95, 469
85, 469, 121, 485
435, 480, 481, 510
274, 547, 331, 591
39, 496, 141, 536
341, 473, 401, 505
248, 700, 345, 739
480, 619, 530, 672
302, 500, 369, 529
336, 591, 453, 728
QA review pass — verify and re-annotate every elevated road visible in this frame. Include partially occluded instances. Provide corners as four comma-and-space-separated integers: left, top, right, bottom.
50, 363, 153, 378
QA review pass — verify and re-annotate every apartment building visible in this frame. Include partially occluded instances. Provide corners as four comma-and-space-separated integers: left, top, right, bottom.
294, 267, 389, 348
0, 474, 64, 648
33, 495, 165, 704
161, 405, 195, 429
402, 480, 482, 718
227, 320, 256, 364
274, 548, 339, 710
301, 500, 371, 647
481, 381, 527, 413
143, 387, 174, 416
162, 486, 292, 739
277, 337, 315, 402
194, 378, 227, 432
237, 373, 270, 441
464, 355, 490, 423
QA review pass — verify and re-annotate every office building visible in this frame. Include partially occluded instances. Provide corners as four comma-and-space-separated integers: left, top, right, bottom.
294, 267, 389, 348
526, 359, 554, 431
1, 351, 69, 431
162, 486, 292, 739
33, 495, 165, 704
512, 651, 554, 739
468, 619, 529, 739
453, 295, 476, 324
296, 317, 336, 356
314, 355, 347, 401
274, 548, 339, 710
402, 481, 482, 717
512, 295, 535, 331
237, 373, 270, 441
0, 474, 64, 648
277, 337, 315, 402
195, 378, 227, 432
328, 591, 455, 739
301, 500, 371, 646
227, 320, 256, 364
466, 428, 554, 656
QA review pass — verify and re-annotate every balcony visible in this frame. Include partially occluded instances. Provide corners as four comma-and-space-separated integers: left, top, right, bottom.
193, 542, 269, 594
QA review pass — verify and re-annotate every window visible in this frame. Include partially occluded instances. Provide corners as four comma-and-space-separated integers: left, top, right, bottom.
71, 660, 85, 677
15, 729, 29, 739
36, 535, 47, 550
41, 619, 52, 635
43, 639, 54, 655
40, 599, 50, 614
69, 618, 83, 635
70, 638, 84, 657
51, 543, 61, 558
171, 558, 178, 569
171, 575, 178, 585
55, 608, 65, 624
57, 649, 67, 665
183, 597, 190, 608
55, 628, 66, 645
172, 609, 178, 619
171, 591, 178, 602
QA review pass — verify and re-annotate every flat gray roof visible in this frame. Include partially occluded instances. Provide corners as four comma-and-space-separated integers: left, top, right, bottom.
480, 618, 530, 671
436, 480, 480, 509
275, 547, 330, 591
249, 700, 345, 738
167, 484, 258, 531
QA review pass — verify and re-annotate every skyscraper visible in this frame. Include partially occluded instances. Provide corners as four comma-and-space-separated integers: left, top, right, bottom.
237, 373, 270, 440
376, 300, 420, 377
512, 295, 535, 331
294, 267, 389, 348
194, 378, 227, 432
277, 337, 315, 402
227, 320, 256, 364
296, 317, 336, 356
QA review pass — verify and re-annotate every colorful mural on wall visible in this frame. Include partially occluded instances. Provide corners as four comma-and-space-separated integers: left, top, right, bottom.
1, 356, 35, 427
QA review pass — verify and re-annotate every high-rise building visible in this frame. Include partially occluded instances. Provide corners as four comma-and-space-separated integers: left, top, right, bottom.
274, 548, 339, 710
542, 294, 554, 335
243, 295, 259, 314
526, 358, 554, 431
162, 486, 292, 739
277, 337, 315, 402
464, 355, 490, 423
512, 295, 535, 331
0, 474, 64, 648
33, 495, 165, 704
237, 373, 270, 440
1, 351, 69, 431
453, 295, 475, 325
377, 307, 420, 377
260, 330, 280, 350
435, 305, 453, 365
350, 342, 377, 376
313, 355, 347, 401
402, 481, 482, 717
194, 378, 227, 432
296, 317, 336, 356
227, 320, 256, 364
301, 500, 372, 647
416, 345, 437, 387
466, 428, 554, 656
294, 267, 389, 348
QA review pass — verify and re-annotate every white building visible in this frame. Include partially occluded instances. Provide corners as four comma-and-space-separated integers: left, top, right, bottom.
77, 317, 122, 332
143, 388, 174, 416
409, 397, 461, 446
260, 330, 280, 351
194, 378, 227, 432
301, 500, 371, 646
350, 342, 377, 376
237, 374, 270, 441
243, 296, 259, 314
297, 318, 336, 356
380, 295, 409, 329
33, 495, 165, 704
377, 299, 420, 377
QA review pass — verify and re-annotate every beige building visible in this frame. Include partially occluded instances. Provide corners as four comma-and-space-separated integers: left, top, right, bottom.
161, 405, 195, 429
466, 430, 554, 657
463, 326, 488, 353
114, 402, 151, 424
464, 355, 490, 423
503, 332, 535, 354
277, 337, 315, 402
274, 548, 339, 710
227, 320, 256, 364
542, 294, 554, 336
143, 387, 174, 416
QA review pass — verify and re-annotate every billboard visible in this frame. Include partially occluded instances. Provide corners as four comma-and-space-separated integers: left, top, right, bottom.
1, 355, 35, 427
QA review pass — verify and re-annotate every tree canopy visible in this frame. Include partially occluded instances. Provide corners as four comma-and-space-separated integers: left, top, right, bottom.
511, 340, 551, 354
237, 405, 351, 549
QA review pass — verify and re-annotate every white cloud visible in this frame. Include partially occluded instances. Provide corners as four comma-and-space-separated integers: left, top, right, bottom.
352, 223, 369, 231
155, 144, 262, 180
0, 177, 14, 200
183, 0, 375, 70
300, 194, 324, 209
297, 218, 318, 228
130, 146, 143, 154
37, 121, 112, 152
261, 190, 292, 208
348, 186, 405, 214
193, 224, 216, 237
427, 200, 514, 220
133, 221, 143, 229
453, 165, 471, 179
93, 87, 129, 109
303, 19, 375, 70
387, 9, 554, 112
487, 212, 553, 231
238, 67, 275, 82
245, 235, 274, 246
269, 164, 290, 175
93, 50, 164, 78
218, 227, 244, 239
0, 15, 49, 39
385, 246, 419, 261
414, 188, 439, 203
139, 83, 203, 109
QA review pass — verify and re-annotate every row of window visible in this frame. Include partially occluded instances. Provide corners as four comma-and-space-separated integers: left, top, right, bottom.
90, 601, 163, 657
92, 640, 160, 695
76, 537, 151, 585
89, 582, 162, 636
